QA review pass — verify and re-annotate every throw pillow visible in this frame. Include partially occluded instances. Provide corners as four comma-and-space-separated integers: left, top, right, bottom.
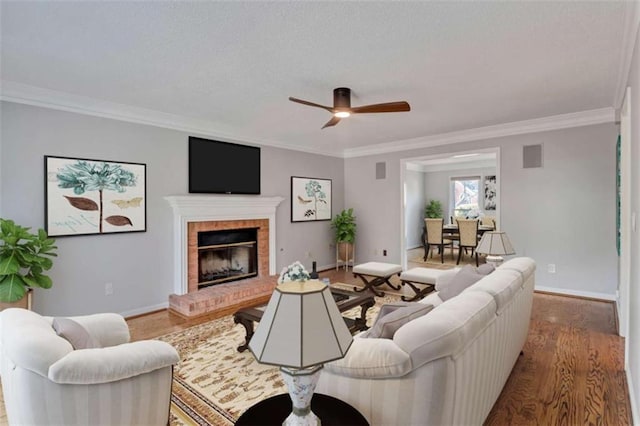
438, 266, 484, 301
365, 303, 434, 339
476, 263, 495, 275
52, 317, 99, 350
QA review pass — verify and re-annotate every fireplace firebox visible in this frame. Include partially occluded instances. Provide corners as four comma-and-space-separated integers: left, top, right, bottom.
197, 228, 258, 288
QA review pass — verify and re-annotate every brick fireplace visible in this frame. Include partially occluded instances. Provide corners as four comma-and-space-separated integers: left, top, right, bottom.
165, 195, 284, 317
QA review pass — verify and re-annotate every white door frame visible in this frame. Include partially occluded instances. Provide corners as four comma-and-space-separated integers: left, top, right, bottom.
399, 147, 501, 270
619, 87, 631, 340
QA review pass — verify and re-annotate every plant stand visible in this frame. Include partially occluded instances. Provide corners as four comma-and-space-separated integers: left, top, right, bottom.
336, 242, 355, 271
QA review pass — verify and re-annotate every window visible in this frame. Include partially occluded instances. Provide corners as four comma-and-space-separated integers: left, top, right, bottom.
451, 176, 480, 218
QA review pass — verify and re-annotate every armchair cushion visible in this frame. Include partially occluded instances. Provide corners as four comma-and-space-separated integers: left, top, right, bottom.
52, 317, 99, 350
48, 340, 180, 384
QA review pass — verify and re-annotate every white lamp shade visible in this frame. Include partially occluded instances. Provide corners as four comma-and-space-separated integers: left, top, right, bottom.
476, 231, 515, 256
248, 280, 353, 369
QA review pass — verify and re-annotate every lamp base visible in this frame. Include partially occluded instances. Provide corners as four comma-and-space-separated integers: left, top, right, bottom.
485, 255, 504, 268
280, 365, 322, 426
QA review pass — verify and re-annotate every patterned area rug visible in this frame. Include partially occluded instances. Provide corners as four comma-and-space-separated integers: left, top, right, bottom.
158, 283, 400, 425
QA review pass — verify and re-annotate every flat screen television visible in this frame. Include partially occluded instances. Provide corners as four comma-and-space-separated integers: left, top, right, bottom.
189, 137, 261, 194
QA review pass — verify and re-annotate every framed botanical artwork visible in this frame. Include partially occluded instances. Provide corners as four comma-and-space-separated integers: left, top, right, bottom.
45, 156, 147, 237
484, 175, 497, 211
291, 177, 332, 222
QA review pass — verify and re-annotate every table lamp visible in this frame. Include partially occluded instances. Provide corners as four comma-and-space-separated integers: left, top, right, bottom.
248, 279, 353, 426
476, 231, 515, 267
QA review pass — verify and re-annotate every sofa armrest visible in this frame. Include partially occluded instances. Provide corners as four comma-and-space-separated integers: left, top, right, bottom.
323, 337, 411, 379
68, 313, 130, 347
48, 340, 179, 384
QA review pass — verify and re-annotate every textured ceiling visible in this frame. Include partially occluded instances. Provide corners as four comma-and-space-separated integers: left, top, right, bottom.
0, 1, 631, 156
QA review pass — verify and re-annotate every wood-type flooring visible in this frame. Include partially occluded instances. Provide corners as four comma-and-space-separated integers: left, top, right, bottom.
127, 267, 632, 425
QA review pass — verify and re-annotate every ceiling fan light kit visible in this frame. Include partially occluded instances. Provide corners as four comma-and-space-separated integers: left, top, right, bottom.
289, 87, 410, 129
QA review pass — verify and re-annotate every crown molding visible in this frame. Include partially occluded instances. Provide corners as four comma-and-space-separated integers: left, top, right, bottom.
343, 107, 616, 158
613, 1, 640, 109
0, 81, 343, 158
1, 81, 616, 160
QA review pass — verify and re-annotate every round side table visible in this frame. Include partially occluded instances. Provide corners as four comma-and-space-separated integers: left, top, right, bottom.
235, 393, 369, 426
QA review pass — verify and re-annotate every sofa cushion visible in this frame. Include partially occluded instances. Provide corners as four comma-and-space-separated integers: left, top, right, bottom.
394, 291, 497, 368
323, 337, 412, 378
52, 317, 100, 350
465, 269, 525, 315
365, 303, 434, 339
438, 265, 484, 301
476, 263, 495, 275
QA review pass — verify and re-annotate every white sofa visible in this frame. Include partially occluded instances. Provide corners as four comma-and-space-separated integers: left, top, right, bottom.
1, 308, 179, 426
317, 257, 536, 426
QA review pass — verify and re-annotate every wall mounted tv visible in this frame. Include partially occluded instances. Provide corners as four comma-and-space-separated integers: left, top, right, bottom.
189, 137, 261, 194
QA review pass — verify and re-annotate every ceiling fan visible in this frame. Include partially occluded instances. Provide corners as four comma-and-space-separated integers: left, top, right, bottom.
289, 87, 411, 129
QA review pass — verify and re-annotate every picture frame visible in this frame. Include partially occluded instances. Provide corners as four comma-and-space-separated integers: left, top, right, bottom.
45, 155, 147, 237
484, 175, 497, 211
291, 176, 332, 222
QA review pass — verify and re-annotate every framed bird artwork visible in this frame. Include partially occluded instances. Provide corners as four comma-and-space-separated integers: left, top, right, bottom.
291, 177, 332, 222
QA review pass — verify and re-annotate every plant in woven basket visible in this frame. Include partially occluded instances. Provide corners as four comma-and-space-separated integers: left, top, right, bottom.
0, 218, 57, 303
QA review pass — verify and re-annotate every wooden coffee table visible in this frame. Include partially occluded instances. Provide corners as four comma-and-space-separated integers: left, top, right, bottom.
233, 286, 375, 352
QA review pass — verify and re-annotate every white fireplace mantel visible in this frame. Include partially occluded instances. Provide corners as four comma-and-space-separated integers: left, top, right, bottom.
165, 194, 284, 295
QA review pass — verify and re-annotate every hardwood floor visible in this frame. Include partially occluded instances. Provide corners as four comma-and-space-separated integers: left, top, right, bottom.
127, 267, 632, 425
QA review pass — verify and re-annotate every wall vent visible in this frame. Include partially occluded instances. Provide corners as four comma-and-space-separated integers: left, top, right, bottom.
523, 144, 543, 168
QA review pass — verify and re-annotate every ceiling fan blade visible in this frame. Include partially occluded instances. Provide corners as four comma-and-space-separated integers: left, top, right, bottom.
289, 97, 334, 112
321, 116, 341, 129
350, 101, 411, 114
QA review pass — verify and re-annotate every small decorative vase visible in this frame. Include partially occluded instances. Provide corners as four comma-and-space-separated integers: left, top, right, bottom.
309, 261, 319, 280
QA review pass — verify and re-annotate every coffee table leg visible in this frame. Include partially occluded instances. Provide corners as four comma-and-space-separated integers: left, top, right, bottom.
234, 314, 254, 352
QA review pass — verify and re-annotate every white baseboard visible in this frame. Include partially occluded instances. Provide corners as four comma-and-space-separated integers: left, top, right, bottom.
534, 285, 616, 301
120, 301, 169, 319
626, 365, 638, 425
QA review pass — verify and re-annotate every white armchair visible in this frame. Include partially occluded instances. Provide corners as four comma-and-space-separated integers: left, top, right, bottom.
1, 308, 179, 426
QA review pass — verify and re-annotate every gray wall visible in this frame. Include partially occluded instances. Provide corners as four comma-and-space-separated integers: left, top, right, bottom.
423, 166, 497, 222
625, 23, 640, 421
346, 123, 618, 298
404, 169, 425, 248
0, 102, 343, 316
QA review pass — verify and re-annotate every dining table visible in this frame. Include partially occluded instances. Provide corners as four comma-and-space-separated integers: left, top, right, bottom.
421, 223, 495, 257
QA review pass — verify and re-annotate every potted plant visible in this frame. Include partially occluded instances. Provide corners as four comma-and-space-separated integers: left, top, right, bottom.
331, 208, 356, 265
424, 200, 443, 218
0, 218, 57, 306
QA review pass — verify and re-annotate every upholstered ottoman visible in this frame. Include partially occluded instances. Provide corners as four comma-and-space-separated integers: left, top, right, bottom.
352, 262, 403, 297
400, 267, 459, 301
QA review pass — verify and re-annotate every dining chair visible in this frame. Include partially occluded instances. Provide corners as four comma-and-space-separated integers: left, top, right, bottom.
423, 218, 454, 263
481, 216, 496, 230
456, 219, 480, 266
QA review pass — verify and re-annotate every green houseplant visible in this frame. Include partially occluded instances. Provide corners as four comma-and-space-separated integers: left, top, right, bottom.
331, 209, 356, 265
424, 200, 443, 218
0, 218, 57, 303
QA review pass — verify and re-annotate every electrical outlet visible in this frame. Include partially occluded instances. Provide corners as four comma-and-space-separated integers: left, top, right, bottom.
383, 249, 387, 256
547, 264, 556, 274
373, 249, 378, 256
105, 282, 113, 296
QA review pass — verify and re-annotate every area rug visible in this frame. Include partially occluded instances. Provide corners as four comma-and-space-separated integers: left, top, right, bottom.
158, 285, 400, 426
